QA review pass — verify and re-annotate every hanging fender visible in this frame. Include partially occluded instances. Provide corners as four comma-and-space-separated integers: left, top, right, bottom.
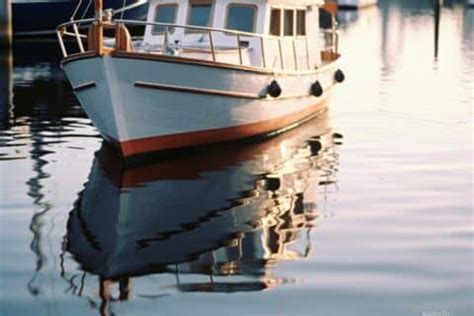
267, 80, 282, 98
310, 81, 323, 97
335, 69, 345, 83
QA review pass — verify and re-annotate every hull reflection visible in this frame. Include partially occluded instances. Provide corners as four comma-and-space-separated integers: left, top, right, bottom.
65, 113, 341, 299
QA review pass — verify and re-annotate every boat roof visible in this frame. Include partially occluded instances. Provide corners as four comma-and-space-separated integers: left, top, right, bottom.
265, 0, 324, 5
149, 0, 325, 6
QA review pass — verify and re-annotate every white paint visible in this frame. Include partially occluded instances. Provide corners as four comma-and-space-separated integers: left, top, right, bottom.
62, 0, 340, 151
64, 55, 338, 142
142, 0, 323, 71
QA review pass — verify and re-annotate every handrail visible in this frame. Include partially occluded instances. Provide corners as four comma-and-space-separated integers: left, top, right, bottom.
115, 19, 267, 39
57, 18, 96, 29
56, 18, 339, 71
58, 18, 339, 44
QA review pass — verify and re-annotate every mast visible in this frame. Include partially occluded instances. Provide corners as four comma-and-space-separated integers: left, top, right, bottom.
434, 0, 441, 59
91, 0, 104, 55
95, 0, 103, 24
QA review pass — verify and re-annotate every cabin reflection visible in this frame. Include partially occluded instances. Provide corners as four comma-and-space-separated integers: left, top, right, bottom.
64, 113, 341, 314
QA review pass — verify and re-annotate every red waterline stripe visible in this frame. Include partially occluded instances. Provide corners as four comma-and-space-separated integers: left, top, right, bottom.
114, 100, 328, 158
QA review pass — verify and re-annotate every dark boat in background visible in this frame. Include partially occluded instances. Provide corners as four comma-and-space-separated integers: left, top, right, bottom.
12, 0, 148, 36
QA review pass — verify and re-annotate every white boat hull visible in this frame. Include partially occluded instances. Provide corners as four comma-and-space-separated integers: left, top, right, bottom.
63, 53, 340, 158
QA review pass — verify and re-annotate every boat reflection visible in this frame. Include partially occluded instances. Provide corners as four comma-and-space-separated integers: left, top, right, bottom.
65, 113, 341, 313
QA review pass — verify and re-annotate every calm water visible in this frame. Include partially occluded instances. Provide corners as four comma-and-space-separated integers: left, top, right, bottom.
1, 1, 473, 315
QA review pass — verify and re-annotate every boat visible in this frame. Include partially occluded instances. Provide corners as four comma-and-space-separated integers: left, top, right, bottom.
337, 0, 377, 10
12, 0, 148, 36
57, 0, 344, 159
64, 113, 340, 299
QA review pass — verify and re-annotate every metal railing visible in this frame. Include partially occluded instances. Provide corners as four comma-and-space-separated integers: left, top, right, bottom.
57, 18, 339, 71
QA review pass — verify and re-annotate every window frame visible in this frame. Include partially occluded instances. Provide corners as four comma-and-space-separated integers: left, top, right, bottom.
225, 3, 258, 34
269, 8, 282, 36
269, 6, 307, 38
296, 9, 306, 36
185, 0, 215, 33
283, 9, 295, 36
152, 3, 179, 35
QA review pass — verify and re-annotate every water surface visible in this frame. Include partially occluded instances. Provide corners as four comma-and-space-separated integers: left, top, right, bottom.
1, 1, 473, 315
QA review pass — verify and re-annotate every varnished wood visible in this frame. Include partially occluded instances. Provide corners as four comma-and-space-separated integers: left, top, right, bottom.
63, 50, 340, 76
115, 24, 133, 52
62, 51, 98, 64
324, 1, 338, 16
87, 24, 105, 55
321, 51, 340, 62
135, 81, 262, 99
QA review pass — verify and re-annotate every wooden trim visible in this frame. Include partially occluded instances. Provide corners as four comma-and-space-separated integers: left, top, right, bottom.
135, 81, 262, 99
61, 51, 98, 65
113, 50, 339, 75
115, 23, 133, 52
62, 50, 340, 76
135, 81, 335, 101
73, 81, 97, 92
321, 51, 340, 62
116, 99, 329, 157
113, 50, 274, 74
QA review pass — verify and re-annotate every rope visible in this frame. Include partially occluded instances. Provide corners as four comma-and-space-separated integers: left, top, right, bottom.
121, 0, 127, 19
70, 0, 83, 21
81, 0, 93, 20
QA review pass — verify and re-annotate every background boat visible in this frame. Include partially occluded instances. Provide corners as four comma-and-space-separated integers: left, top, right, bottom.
12, 0, 148, 36
337, 0, 377, 10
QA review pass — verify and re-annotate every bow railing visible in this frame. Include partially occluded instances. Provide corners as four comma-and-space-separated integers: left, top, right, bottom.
56, 18, 339, 71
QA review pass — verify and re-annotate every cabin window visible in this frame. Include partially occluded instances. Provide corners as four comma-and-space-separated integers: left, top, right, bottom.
153, 4, 178, 34
270, 9, 281, 36
296, 10, 306, 36
187, 0, 213, 28
226, 4, 257, 33
284, 9, 294, 36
